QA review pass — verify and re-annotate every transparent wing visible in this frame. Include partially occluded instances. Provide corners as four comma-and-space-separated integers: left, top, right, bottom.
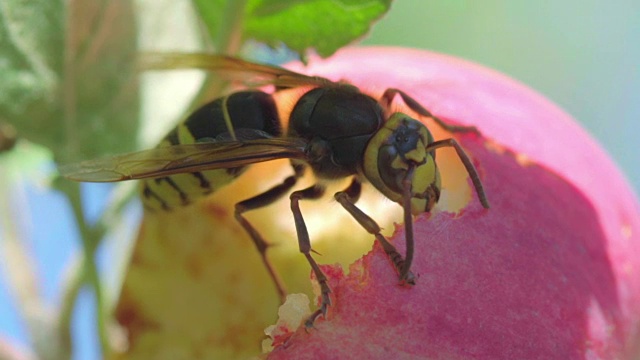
60, 138, 308, 182
139, 52, 337, 89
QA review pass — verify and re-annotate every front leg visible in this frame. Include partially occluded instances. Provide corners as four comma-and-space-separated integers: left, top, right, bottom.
380, 88, 480, 134
334, 178, 416, 285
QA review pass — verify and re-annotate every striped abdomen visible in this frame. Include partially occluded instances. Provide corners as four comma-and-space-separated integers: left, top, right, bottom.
141, 90, 282, 211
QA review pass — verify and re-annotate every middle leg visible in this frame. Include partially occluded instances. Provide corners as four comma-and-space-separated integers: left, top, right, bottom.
234, 164, 305, 302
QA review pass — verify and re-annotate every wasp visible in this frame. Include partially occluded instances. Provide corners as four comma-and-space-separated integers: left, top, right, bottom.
61, 53, 490, 326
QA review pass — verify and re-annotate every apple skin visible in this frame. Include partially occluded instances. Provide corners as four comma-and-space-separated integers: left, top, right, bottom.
265, 47, 640, 359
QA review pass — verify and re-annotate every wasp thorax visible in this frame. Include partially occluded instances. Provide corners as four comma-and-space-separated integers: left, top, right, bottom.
363, 113, 442, 215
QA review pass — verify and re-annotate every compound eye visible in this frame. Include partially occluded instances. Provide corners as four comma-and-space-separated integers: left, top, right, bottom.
376, 142, 408, 195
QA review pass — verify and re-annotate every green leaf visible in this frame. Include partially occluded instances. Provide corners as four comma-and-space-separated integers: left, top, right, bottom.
246, 0, 392, 57
193, 0, 393, 58
0, 1, 140, 164
0, 0, 62, 152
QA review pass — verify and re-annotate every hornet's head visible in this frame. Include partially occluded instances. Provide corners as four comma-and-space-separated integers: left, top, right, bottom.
363, 113, 441, 215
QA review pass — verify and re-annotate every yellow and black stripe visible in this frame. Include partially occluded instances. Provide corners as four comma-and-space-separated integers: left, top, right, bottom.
140, 90, 281, 211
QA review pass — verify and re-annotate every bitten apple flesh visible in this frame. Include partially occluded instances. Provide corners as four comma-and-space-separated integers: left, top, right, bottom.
265, 47, 640, 359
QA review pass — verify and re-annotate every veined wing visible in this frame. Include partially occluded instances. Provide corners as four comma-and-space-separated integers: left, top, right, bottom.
60, 138, 308, 182
139, 52, 337, 89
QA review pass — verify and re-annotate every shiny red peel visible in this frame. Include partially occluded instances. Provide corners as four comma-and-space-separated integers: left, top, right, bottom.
266, 47, 640, 359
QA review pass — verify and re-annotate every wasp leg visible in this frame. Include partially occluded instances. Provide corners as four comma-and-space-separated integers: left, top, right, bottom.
235, 164, 305, 302
380, 88, 480, 134
426, 138, 490, 209
289, 184, 330, 328
334, 178, 416, 285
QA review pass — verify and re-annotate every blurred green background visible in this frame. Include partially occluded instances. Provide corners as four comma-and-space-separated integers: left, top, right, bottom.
363, 1, 639, 197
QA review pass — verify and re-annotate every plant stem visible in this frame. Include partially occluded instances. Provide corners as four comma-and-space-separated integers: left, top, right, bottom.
57, 253, 83, 357
60, 182, 111, 358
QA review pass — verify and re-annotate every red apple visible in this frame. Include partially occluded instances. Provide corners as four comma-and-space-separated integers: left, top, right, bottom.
262, 47, 640, 359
